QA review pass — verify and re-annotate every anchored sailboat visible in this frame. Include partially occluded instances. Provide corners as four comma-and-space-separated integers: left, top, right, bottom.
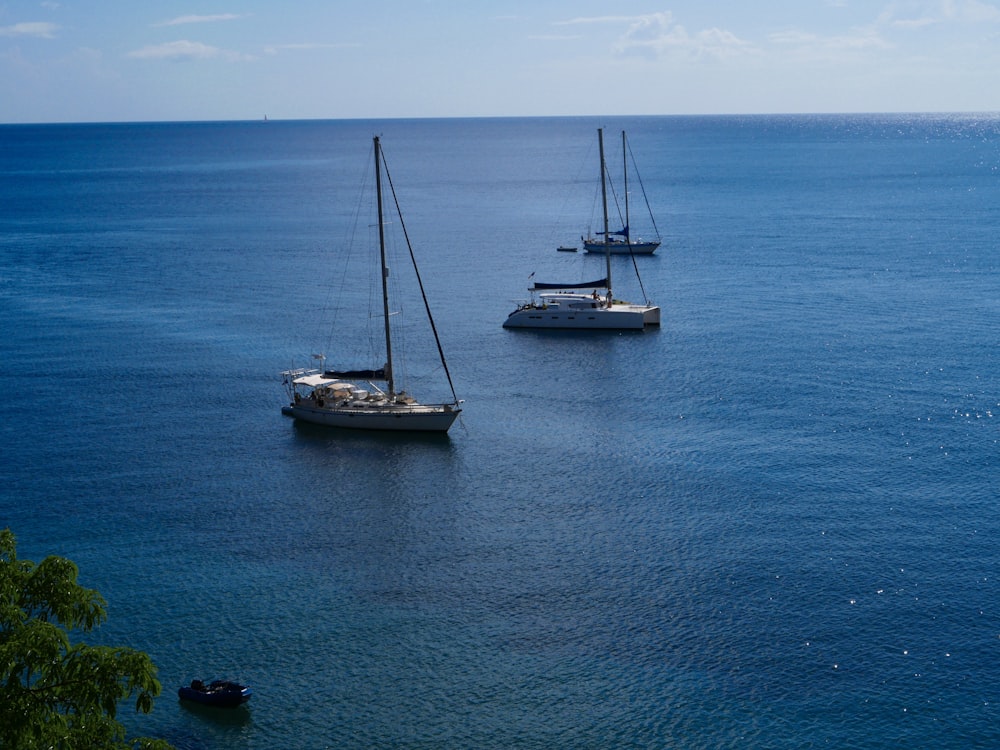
582, 130, 661, 255
281, 136, 462, 432
503, 128, 660, 330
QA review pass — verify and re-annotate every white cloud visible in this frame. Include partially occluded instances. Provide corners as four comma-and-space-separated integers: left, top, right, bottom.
0, 22, 58, 38
551, 12, 754, 59
127, 40, 248, 62
154, 14, 244, 27
613, 12, 755, 60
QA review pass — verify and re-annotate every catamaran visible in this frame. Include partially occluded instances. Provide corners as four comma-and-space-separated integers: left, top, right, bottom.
503, 129, 660, 330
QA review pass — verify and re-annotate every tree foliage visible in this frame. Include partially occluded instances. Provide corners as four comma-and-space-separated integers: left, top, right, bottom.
0, 528, 174, 750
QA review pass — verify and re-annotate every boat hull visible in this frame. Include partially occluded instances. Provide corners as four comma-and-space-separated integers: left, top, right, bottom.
503, 303, 660, 330
284, 402, 461, 432
178, 682, 251, 708
582, 239, 659, 255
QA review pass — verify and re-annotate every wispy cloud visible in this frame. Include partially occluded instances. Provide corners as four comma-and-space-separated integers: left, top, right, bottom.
127, 40, 248, 62
765, 1, 1000, 64
0, 21, 59, 38
551, 12, 754, 59
880, 0, 1000, 28
154, 14, 244, 28
769, 27, 891, 51
528, 34, 582, 42
890, 16, 939, 28
608, 12, 756, 60
943, 0, 1000, 23
263, 42, 359, 55
555, 15, 645, 26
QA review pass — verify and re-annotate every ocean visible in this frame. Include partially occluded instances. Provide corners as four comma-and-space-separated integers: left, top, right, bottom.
1, 114, 998, 748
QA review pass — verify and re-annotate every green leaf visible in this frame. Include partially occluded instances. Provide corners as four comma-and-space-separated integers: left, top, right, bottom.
0, 529, 175, 750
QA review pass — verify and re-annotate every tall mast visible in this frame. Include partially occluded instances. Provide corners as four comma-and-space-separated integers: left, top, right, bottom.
598, 128, 612, 304
622, 130, 630, 249
373, 136, 395, 396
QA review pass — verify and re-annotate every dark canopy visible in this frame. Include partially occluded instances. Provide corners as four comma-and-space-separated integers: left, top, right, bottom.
531, 277, 608, 291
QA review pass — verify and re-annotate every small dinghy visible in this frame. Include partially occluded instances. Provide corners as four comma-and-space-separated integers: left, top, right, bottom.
178, 679, 252, 708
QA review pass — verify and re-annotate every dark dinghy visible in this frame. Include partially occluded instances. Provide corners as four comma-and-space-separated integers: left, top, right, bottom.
178, 679, 252, 708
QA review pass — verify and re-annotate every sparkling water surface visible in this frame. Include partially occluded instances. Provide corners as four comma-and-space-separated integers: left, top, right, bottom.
2, 114, 999, 748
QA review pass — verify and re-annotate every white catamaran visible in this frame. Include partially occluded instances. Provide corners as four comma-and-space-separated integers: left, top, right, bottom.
503, 129, 660, 330
281, 136, 462, 432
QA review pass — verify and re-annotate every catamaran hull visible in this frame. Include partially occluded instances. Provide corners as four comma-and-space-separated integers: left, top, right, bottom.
283, 404, 460, 432
582, 240, 659, 255
503, 304, 660, 330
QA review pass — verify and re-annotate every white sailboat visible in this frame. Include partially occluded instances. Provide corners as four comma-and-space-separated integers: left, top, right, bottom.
281, 136, 462, 432
503, 128, 661, 330
582, 130, 661, 255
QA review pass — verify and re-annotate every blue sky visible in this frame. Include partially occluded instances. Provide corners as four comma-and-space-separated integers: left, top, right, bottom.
2, 1, 999, 123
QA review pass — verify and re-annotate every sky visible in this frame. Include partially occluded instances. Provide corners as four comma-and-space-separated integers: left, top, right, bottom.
2, 0, 1000, 123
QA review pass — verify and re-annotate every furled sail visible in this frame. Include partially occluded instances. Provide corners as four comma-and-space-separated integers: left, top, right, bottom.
594, 225, 629, 238
323, 368, 386, 380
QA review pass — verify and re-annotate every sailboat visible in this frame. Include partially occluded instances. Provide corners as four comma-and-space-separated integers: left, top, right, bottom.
503, 128, 660, 330
581, 130, 661, 255
280, 136, 463, 432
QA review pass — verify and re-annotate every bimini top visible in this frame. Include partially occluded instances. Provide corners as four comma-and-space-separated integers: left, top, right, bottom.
531, 277, 608, 291
292, 373, 350, 388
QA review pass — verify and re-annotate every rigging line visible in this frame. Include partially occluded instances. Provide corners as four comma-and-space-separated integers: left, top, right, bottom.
617, 133, 652, 304
379, 144, 461, 405
323, 143, 375, 359
382, 226, 410, 388
623, 151, 649, 305
364, 220, 382, 364
625, 136, 662, 239
628, 243, 651, 303
603, 158, 626, 231
552, 138, 593, 248
615, 135, 651, 304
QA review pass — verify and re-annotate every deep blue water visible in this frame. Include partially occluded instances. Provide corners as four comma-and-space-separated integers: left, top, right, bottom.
2, 114, 999, 748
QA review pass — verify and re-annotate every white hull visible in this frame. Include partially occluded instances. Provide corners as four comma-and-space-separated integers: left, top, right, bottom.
283, 402, 460, 432
503, 295, 660, 330
582, 239, 659, 255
